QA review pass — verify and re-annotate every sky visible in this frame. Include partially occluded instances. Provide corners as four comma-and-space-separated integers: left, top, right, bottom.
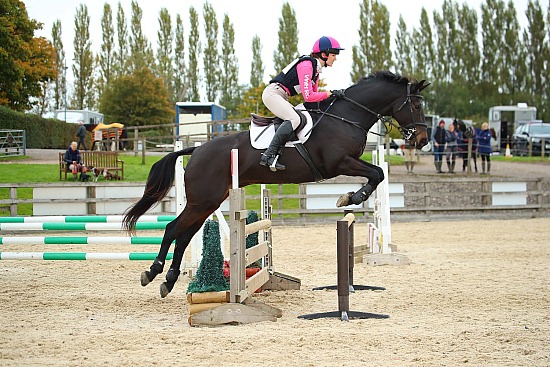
24, 0, 531, 91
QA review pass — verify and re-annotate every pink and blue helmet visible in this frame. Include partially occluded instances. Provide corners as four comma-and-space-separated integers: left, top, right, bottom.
312, 36, 344, 54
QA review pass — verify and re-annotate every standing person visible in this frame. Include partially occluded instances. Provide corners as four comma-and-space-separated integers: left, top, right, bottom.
432, 120, 447, 173
76, 120, 88, 151
445, 123, 459, 173
403, 140, 416, 173
63, 141, 83, 181
259, 36, 345, 171
477, 122, 493, 174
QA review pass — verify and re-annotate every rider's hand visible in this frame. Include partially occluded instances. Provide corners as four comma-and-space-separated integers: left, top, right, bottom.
331, 89, 346, 98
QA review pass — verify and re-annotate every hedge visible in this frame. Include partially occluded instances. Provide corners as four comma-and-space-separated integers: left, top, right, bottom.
0, 106, 77, 149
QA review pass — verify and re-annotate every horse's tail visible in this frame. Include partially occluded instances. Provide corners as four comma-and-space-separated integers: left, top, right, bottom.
123, 147, 196, 233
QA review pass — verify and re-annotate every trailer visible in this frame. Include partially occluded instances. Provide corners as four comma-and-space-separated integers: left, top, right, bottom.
488, 104, 538, 151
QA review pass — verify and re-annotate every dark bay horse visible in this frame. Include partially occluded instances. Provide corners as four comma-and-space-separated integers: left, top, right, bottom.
123, 71, 430, 297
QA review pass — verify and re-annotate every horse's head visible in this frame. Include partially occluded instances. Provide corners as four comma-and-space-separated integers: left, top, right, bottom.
390, 78, 430, 149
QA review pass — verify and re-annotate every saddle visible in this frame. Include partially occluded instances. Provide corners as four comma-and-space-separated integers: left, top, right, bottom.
250, 110, 308, 136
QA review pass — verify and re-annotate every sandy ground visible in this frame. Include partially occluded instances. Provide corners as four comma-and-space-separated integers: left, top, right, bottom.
0, 219, 548, 367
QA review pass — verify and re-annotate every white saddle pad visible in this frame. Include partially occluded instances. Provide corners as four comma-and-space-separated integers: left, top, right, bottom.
249, 104, 313, 150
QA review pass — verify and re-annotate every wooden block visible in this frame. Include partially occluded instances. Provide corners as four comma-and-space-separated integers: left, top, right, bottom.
188, 302, 226, 315
363, 253, 411, 266
262, 272, 301, 291
186, 291, 229, 304
188, 303, 279, 326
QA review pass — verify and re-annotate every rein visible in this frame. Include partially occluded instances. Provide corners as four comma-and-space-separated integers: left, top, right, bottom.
301, 83, 427, 141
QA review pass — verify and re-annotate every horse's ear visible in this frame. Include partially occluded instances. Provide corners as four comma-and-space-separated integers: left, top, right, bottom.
413, 80, 430, 93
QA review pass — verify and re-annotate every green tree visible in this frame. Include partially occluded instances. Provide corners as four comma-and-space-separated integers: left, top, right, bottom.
394, 16, 412, 76
523, 0, 548, 119
71, 4, 95, 110
156, 8, 174, 100
273, 2, 299, 73
187, 6, 201, 102
458, 3, 480, 85
115, 2, 129, 76
411, 8, 435, 81
481, 0, 506, 98
129, 0, 154, 72
203, 2, 219, 102
99, 67, 173, 126
0, 0, 56, 111
502, 0, 527, 104
220, 14, 239, 115
98, 3, 115, 95
351, 0, 392, 82
173, 14, 186, 102
51, 19, 66, 111
250, 35, 264, 87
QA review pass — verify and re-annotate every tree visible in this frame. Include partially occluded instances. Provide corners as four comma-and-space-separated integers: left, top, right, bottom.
115, 2, 129, 76
394, 16, 413, 76
98, 3, 115, 95
71, 4, 95, 110
156, 8, 174, 100
220, 14, 239, 115
99, 67, 173, 126
273, 2, 299, 73
128, 0, 154, 72
51, 19, 66, 111
187, 6, 201, 102
203, 2, 219, 102
351, 0, 392, 82
0, 0, 56, 111
173, 14, 186, 102
250, 35, 264, 87
457, 3, 480, 85
411, 8, 435, 81
481, 0, 506, 97
523, 0, 548, 119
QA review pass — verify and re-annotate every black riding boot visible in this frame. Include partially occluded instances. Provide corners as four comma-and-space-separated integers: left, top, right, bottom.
260, 120, 294, 171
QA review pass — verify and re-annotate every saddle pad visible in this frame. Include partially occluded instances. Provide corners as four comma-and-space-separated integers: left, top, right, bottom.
249, 104, 313, 150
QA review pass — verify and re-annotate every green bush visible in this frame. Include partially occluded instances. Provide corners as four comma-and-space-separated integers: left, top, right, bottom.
0, 106, 76, 149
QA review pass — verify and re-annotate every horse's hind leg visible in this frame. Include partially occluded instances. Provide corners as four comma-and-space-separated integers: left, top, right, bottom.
140, 220, 179, 286
159, 219, 205, 298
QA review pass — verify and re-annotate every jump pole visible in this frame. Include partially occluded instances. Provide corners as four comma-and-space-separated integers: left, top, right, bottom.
0, 222, 167, 231
299, 212, 389, 321
0, 236, 164, 245
0, 215, 175, 224
0, 252, 174, 261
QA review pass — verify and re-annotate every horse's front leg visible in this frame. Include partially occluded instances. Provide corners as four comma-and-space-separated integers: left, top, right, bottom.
335, 156, 385, 207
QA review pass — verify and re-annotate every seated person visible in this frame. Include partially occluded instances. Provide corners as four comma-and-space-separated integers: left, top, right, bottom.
63, 141, 83, 181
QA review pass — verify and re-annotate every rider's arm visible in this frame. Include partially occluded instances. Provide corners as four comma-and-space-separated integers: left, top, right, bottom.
296, 60, 329, 103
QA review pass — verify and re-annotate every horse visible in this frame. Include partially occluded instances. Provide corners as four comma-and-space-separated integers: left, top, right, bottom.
456, 119, 478, 172
123, 70, 430, 298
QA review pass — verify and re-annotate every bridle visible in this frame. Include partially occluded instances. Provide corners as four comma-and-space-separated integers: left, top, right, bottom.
305, 82, 428, 142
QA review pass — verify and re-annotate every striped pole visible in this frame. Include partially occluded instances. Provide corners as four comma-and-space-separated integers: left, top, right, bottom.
0, 236, 166, 245
0, 222, 167, 231
0, 252, 173, 261
0, 215, 176, 224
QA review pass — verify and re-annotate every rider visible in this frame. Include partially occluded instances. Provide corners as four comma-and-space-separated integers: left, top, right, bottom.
259, 36, 345, 171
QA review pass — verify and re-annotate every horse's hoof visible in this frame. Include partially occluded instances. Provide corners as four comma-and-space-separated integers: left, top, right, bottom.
160, 282, 174, 298
336, 193, 352, 207
141, 271, 153, 286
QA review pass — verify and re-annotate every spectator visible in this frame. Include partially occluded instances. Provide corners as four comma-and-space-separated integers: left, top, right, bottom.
403, 140, 416, 173
63, 141, 83, 181
76, 121, 88, 151
432, 120, 447, 173
477, 122, 492, 174
445, 123, 459, 173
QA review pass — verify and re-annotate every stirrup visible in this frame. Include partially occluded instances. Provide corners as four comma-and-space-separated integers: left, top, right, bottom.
260, 153, 285, 171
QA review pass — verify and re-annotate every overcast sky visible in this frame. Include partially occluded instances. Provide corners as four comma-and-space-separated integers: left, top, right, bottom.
25, 0, 531, 90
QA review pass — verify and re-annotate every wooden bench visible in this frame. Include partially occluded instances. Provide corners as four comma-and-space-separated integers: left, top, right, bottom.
59, 151, 124, 180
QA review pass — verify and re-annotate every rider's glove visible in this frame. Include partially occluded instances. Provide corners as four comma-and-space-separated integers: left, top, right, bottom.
331, 89, 346, 98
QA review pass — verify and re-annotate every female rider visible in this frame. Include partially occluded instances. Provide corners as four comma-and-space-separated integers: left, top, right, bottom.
260, 36, 345, 171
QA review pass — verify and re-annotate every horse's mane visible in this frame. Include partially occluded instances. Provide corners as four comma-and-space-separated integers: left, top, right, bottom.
356, 70, 415, 86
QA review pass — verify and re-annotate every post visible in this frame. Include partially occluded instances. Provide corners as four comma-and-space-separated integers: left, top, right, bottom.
344, 209, 354, 287
133, 128, 139, 157
336, 219, 350, 318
